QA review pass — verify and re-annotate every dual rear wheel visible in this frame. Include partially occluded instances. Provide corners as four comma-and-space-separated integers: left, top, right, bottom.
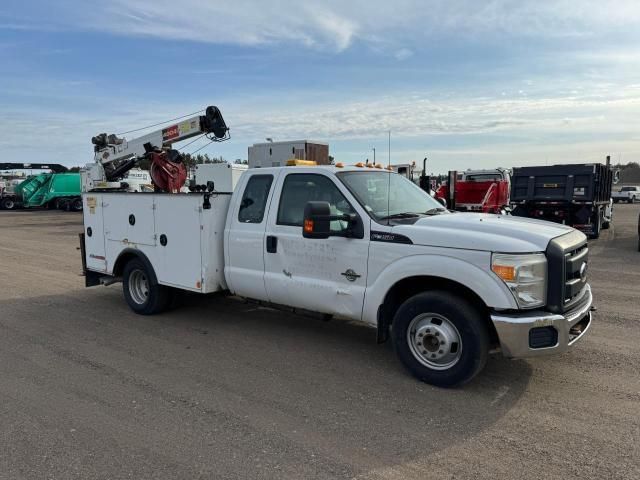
123, 258, 172, 315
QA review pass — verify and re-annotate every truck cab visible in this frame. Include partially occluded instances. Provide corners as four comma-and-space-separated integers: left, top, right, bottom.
82, 165, 594, 387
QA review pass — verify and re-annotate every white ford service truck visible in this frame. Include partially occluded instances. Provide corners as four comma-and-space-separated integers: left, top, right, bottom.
81, 166, 594, 386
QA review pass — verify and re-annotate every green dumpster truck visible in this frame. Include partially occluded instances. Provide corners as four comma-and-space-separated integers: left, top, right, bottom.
0, 173, 82, 211
0, 163, 81, 210
13, 173, 82, 210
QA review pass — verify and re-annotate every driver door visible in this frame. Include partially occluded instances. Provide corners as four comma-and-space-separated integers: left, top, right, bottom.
263, 172, 370, 321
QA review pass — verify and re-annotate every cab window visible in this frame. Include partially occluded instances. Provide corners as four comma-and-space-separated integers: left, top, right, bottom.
238, 175, 273, 223
277, 174, 355, 233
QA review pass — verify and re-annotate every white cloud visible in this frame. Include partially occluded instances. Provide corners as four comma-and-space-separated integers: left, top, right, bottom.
3, 84, 639, 167
394, 48, 414, 61
21, 0, 640, 52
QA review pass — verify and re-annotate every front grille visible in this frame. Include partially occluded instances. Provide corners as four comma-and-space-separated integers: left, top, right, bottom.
546, 230, 589, 313
564, 244, 588, 304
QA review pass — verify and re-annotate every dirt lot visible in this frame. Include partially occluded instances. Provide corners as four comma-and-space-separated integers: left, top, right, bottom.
0, 206, 639, 480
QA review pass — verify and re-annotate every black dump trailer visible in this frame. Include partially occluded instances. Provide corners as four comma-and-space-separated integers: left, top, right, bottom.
510, 163, 613, 239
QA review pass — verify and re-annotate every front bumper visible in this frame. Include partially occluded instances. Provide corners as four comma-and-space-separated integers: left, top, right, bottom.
491, 284, 593, 358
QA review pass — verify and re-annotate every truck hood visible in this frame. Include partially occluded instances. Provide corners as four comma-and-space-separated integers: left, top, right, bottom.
391, 213, 577, 252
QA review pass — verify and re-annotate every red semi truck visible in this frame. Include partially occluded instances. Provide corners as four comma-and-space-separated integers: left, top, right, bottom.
435, 169, 510, 214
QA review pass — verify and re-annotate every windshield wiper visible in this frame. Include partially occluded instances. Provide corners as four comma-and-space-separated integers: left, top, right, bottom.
379, 212, 423, 221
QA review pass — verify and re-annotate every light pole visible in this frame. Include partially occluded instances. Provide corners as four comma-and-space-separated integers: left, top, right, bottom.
372, 148, 376, 165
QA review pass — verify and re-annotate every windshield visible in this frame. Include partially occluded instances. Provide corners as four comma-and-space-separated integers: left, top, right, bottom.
620, 187, 636, 192
337, 171, 445, 222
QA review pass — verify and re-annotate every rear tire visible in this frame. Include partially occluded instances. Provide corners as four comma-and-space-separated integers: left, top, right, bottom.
392, 291, 489, 387
71, 198, 83, 211
122, 258, 170, 315
590, 209, 602, 239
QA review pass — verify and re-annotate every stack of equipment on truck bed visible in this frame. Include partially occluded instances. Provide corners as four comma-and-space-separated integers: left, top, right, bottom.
510, 163, 613, 239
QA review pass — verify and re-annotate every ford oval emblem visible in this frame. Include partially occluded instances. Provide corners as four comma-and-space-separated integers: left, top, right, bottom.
580, 262, 588, 282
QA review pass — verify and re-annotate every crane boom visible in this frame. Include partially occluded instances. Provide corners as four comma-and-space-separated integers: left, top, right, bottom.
84, 106, 228, 191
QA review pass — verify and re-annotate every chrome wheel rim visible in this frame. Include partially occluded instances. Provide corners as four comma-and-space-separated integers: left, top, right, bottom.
129, 269, 150, 305
407, 313, 462, 370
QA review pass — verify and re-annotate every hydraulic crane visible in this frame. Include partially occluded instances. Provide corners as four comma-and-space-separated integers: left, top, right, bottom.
84, 106, 229, 192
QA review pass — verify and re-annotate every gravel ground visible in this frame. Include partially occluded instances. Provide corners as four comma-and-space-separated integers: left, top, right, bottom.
0, 205, 638, 479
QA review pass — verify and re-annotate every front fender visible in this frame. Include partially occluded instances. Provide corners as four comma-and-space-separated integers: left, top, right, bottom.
362, 252, 517, 325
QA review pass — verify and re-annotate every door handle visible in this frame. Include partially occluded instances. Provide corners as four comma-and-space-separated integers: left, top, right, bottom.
266, 235, 277, 253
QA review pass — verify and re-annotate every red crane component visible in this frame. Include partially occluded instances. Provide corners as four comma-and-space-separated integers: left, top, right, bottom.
148, 150, 187, 193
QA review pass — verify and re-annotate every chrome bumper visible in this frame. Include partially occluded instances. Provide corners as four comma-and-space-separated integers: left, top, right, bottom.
491, 284, 593, 359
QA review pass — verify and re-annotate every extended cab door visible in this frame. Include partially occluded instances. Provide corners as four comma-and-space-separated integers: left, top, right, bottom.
225, 172, 278, 301
263, 171, 370, 321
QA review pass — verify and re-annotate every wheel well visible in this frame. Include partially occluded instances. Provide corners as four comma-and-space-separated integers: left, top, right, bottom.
378, 276, 499, 346
113, 249, 157, 284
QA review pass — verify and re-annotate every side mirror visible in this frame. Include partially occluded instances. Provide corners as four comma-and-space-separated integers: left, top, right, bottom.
437, 197, 447, 208
303, 201, 331, 239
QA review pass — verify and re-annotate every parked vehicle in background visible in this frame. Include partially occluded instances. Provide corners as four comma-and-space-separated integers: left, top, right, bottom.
15, 172, 83, 211
510, 163, 613, 239
435, 168, 510, 214
0, 163, 80, 210
121, 168, 153, 192
613, 186, 640, 203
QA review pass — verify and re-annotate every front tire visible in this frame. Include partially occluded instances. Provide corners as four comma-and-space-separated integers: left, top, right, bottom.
1, 198, 16, 210
71, 198, 83, 211
122, 258, 170, 315
392, 291, 489, 387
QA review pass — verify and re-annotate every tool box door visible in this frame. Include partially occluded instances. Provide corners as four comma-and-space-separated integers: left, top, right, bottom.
153, 195, 204, 291
103, 194, 156, 246
82, 194, 107, 272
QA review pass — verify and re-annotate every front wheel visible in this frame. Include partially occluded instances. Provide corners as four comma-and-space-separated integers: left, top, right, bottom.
629, 196, 635, 204
1, 198, 16, 210
71, 198, 83, 211
392, 291, 489, 387
122, 258, 170, 315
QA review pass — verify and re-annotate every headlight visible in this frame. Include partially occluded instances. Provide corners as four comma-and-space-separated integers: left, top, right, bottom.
492, 253, 547, 309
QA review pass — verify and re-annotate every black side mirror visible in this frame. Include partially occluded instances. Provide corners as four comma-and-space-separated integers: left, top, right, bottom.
303, 201, 331, 239
303, 201, 364, 239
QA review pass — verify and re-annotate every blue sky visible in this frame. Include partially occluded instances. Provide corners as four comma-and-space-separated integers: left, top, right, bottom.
1, 0, 640, 172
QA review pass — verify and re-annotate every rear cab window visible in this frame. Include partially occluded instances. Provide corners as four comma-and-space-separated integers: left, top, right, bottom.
238, 174, 273, 223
